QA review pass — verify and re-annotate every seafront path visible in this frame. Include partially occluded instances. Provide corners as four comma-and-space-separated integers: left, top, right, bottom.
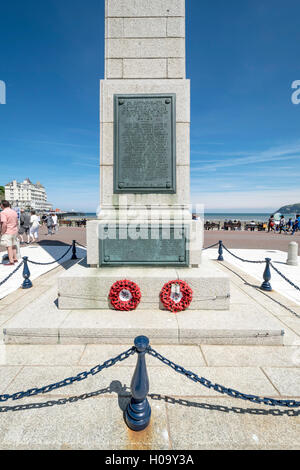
0, 227, 299, 449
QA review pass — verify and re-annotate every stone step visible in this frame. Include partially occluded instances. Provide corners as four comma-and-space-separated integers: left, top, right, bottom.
2, 293, 284, 345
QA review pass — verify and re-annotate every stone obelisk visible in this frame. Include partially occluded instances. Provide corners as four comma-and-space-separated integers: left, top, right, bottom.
58, 0, 230, 311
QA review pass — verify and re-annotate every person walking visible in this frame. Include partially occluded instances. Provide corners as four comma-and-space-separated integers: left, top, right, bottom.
0, 200, 19, 265
287, 218, 293, 232
19, 209, 31, 244
29, 210, 40, 243
268, 215, 275, 232
45, 213, 54, 235
52, 213, 58, 233
279, 215, 286, 234
292, 215, 300, 235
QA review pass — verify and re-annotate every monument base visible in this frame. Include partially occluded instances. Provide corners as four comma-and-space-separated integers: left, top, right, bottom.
58, 256, 230, 310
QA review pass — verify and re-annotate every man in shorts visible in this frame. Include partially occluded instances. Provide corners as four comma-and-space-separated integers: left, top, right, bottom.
0, 200, 19, 265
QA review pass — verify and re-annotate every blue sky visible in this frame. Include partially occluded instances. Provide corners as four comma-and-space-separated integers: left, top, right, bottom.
0, 0, 300, 212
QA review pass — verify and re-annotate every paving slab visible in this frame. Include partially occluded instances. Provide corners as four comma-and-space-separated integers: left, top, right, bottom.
0, 345, 85, 366
201, 345, 300, 367
80, 344, 206, 368
147, 366, 279, 398
166, 396, 300, 450
0, 366, 22, 392
262, 368, 300, 396
0, 395, 169, 450
281, 318, 300, 337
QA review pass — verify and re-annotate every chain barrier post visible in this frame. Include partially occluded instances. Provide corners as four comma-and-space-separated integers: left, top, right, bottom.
218, 240, 224, 261
125, 336, 151, 432
71, 240, 78, 260
261, 258, 272, 291
22, 256, 32, 289
287, 241, 298, 266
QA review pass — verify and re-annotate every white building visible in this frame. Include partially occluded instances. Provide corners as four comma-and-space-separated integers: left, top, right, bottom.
5, 178, 53, 212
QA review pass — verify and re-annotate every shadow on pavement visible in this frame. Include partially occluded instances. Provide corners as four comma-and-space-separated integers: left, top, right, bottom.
0, 381, 298, 418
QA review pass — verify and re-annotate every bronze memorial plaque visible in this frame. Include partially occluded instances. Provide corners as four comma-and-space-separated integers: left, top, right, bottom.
99, 225, 189, 267
114, 94, 176, 193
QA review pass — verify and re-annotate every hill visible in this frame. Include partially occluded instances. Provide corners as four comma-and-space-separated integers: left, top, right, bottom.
277, 203, 300, 214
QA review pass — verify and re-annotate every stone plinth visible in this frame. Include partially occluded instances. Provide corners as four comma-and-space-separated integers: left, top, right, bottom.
58, 257, 230, 311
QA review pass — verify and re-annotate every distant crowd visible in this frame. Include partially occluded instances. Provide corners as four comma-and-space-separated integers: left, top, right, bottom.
0, 200, 59, 265
267, 214, 300, 235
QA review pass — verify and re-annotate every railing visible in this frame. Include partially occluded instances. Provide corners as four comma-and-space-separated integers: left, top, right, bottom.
0, 240, 80, 290
0, 336, 298, 431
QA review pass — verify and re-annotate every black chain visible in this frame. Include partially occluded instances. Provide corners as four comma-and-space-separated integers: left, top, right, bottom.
0, 261, 24, 287
0, 346, 136, 402
222, 245, 265, 264
202, 242, 219, 251
147, 347, 300, 408
27, 246, 72, 266
270, 262, 300, 292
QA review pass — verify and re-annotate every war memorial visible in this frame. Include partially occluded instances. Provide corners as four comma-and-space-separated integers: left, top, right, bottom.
0, 0, 299, 451
58, 0, 231, 318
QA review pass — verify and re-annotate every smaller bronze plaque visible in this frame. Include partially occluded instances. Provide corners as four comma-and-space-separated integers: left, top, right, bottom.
99, 225, 189, 267
114, 94, 176, 194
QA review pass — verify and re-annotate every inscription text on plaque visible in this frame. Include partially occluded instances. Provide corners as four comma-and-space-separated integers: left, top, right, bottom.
114, 94, 176, 193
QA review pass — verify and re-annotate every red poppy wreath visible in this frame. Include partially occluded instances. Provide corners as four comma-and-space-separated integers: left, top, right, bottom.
160, 280, 193, 313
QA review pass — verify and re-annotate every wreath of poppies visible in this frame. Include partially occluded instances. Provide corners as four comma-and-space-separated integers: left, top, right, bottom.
160, 280, 193, 313
109, 280, 142, 311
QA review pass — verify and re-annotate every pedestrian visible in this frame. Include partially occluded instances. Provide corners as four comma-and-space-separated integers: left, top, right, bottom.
279, 215, 286, 234
292, 215, 300, 235
268, 215, 275, 232
46, 213, 54, 235
19, 208, 31, 244
52, 213, 58, 233
29, 210, 40, 243
0, 200, 19, 265
287, 218, 293, 232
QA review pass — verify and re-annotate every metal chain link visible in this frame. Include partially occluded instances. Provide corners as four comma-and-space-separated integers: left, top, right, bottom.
222, 244, 265, 264
270, 262, 300, 292
0, 261, 24, 287
202, 242, 219, 251
0, 346, 136, 403
27, 245, 72, 266
147, 347, 300, 408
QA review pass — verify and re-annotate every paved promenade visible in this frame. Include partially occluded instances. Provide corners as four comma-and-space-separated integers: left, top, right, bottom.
1, 225, 299, 254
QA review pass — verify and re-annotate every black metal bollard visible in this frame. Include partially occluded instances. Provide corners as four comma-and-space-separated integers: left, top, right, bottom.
71, 240, 78, 260
261, 258, 272, 291
218, 240, 224, 261
22, 257, 32, 289
125, 336, 151, 432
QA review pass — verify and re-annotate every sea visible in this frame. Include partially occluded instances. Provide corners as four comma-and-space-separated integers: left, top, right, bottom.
76, 212, 296, 223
